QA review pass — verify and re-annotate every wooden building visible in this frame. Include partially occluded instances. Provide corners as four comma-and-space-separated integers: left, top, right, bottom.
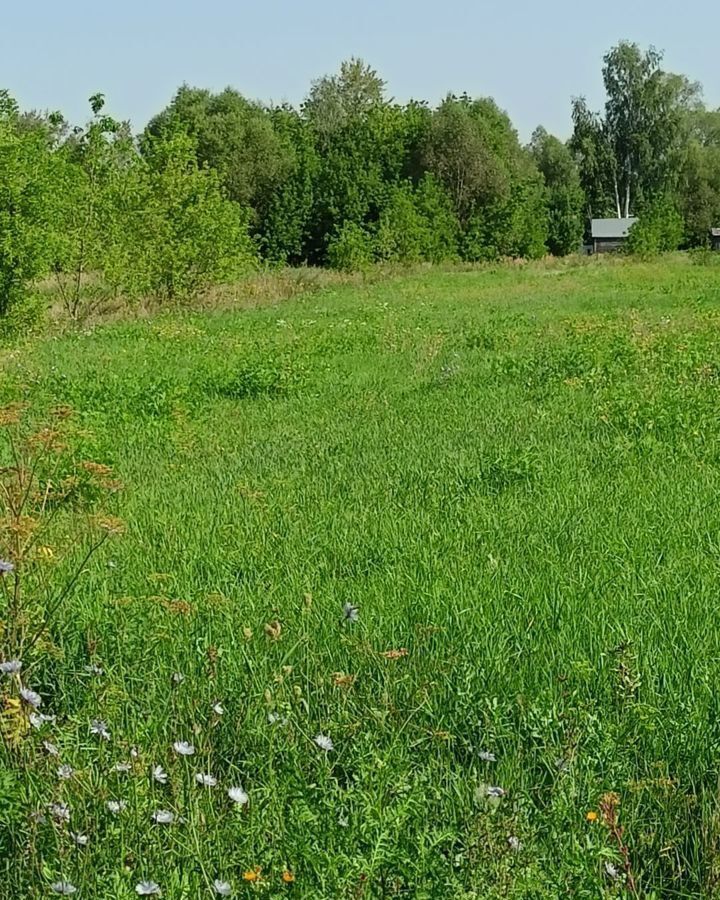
590, 218, 638, 253
711, 228, 720, 251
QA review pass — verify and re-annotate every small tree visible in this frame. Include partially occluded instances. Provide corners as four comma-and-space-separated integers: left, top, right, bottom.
0, 92, 55, 318
127, 132, 257, 300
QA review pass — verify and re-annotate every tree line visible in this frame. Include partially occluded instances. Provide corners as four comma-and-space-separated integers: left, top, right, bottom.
1, 42, 719, 319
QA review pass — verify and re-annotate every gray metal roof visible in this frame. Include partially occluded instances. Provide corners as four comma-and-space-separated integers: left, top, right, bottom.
591, 217, 638, 239
711, 228, 720, 237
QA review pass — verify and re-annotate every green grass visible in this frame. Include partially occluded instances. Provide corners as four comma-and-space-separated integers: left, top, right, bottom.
3, 255, 720, 897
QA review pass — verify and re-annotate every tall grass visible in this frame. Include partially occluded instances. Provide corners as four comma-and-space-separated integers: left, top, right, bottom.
2, 256, 720, 897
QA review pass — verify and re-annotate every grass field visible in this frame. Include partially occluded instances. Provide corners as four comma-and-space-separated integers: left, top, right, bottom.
3, 256, 720, 898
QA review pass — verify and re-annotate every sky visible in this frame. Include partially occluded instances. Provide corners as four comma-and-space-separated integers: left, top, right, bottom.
2, 0, 719, 141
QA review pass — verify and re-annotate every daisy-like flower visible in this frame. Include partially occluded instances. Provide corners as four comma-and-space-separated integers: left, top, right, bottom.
106, 800, 127, 814
338, 813, 349, 828
84, 664, 104, 676
152, 765, 168, 784
113, 762, 131, 774
341, 602, 359, 624
479, 750, 496, 762
20, 687, 42, 708
171, 672, 184, 685
152, 809, 174, 824
0, 659, 22, 675
228, 786, 248, 805
267, 712, 287, 726
313, 734, 334, 752
49, 803, 70, 822
136, 882, 161, 896
30, 810, 47, 824
195, 773, 217, 787
29, 712, 55, 729
50, 881, 77, 895
70, 832, 89, 847
213, 880, 232, 896
57, 764, 74, 780
130, 746, 140, 758
0, 559, 14, 575
43, 740, 60, 756
90, 719, 110, 741
212, 702, 224, 716
173, 740, 194, 756
508, 835, 522, 852
486, 786, 505, 798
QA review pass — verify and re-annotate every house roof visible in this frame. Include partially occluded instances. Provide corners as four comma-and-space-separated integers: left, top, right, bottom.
710, 228, 720, 237
591, 218, 638, 239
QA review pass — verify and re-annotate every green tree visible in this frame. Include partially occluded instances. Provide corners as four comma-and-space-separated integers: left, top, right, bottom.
0, 91, 56, 318
302, 58, 387, 138
530, 127, 584, 255
127, 132, 256, 300
572, 42, 701, 219
144, 86, 293, 221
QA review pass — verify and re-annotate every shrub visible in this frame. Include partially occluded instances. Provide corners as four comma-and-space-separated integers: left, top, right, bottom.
326, 221, 374, 271
626, 198, 685, 256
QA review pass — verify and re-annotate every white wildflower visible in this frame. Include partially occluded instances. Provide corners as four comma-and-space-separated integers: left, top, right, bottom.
227, 786, 248, 805
313, 734, 333, 752
43, 740, 60, 756
0, 659, 22, 675
136, 882, 161, 896
57, 764, 74, 780
479, 750, 496, 762
212, 702, 224, 716
152, 765, 168, 784
486, 785, 505, 798
604, 861, 619, 880
20, 687, 42, 708
113, 762, 131, 774
106, 800, 126, 814
49, 803, 70, 822
29, 712, 55, 729
152, 809, 174, 824
171, 672, 184, 685
90, 719, 110, 741
214, 880, 232, 896
70, 832, 89, 847
508, 835, 522, 852
195, 773, 217, 787
172, 740, 194, 756
50, 882, 77, 895
84, 664, 104, 676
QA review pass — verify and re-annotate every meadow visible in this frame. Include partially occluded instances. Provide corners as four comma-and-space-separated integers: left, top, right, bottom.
3, 255, 720, 898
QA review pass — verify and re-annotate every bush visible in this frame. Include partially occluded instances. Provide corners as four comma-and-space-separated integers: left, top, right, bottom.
121, 133, 257, 300
626, 199, 685, 256
326, 221, 374, 271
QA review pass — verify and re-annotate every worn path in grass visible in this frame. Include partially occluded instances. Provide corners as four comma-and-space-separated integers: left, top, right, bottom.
3, 257, 720, 897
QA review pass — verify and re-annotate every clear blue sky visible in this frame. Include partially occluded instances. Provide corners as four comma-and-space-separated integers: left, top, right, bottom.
3, 0, 718, 140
